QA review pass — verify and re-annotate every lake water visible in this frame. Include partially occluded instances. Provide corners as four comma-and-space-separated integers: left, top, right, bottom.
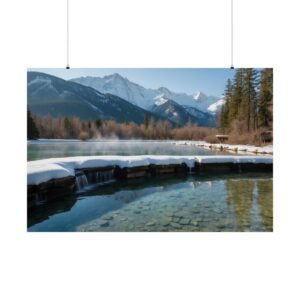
27, 140, 230, 161
28, 173, 273, 232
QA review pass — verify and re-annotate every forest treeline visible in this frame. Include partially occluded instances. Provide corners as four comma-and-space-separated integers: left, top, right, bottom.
219, 68, 273, 143
27, 111, 218, 141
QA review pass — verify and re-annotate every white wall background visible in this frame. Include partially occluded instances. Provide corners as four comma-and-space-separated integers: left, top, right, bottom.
0, 0, 299, 299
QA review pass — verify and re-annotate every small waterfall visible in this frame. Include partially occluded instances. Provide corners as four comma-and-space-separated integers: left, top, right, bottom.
75, 169, 115, 191
75, 173, 89, 191
86, 169, 114, 184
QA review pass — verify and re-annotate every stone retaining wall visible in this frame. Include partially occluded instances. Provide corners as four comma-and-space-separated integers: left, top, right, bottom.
27, 162, 272, 208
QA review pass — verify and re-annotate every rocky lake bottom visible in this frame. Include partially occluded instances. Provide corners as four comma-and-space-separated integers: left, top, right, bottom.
28, 173, 273, 232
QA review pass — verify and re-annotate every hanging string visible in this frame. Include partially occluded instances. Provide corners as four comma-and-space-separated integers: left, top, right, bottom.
66, 0, 70, 69
230, 0, 234, 69
65, 0, 233, 69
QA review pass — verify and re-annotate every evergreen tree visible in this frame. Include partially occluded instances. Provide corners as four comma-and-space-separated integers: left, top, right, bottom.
27, 109, 39, 139
228, 69, 244, 123
220, 79, 233, 132
258, 68, 273, 128
219, 68, 272, 143
239, 68, 259, 132
144, 112, 150, 129
94, 119, 102, 129
63, 117, 71, 138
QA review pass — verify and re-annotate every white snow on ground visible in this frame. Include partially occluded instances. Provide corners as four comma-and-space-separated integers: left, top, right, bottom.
27, 162, 75, 185
196, 156, 272, 164
27, 155, 272, 186
174, 141, 273, 155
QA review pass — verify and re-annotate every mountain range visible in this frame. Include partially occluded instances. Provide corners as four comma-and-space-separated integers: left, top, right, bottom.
27, 71, 224, 127
27, 72, 169, 124
71, 73, 223, 113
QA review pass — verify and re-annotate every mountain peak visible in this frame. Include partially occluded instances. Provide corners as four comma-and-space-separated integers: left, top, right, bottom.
104, 73, 124, 80
157, 87, 171, 94
193, 91, 207, 101
70, 74, 222, 116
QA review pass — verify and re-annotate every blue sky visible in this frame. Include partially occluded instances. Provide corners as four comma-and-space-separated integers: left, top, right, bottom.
29, 68, 235, 96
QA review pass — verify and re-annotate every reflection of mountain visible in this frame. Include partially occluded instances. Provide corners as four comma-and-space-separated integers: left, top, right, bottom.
225, 180, 254, 231
256, 180, 273, 231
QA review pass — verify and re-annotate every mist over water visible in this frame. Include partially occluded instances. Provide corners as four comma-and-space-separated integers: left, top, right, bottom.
27, 139, 228, 161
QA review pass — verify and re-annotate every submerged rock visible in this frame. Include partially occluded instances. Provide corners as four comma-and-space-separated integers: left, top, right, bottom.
190, 220, 199, 227
165, 212, 175, 217
179, 218, 191, 225
170, 222, 181, 229
99, 220, 110, 227
102, 215, 113, 220
145, 221, 156, 226
172, 217, 180, 223
161, 217, 172, 226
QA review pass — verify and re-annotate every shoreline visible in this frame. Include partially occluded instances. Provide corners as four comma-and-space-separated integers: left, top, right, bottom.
174, 141, 273, 155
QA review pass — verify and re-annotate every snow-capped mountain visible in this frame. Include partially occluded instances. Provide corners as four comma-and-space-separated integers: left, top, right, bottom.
70, 73, 223, 113
27, 72, 169, 124
151, 97, 215, 126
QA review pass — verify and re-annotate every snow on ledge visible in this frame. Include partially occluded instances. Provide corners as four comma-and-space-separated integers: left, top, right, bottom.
174, 141, 273, 155
27, 155, 273, 186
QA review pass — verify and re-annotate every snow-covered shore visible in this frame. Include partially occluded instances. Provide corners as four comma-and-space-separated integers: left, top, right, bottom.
27, 155, 273, 186
174, 141, 273, 155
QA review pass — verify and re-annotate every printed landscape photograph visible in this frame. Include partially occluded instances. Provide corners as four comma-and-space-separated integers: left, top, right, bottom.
27, 68, 273, 232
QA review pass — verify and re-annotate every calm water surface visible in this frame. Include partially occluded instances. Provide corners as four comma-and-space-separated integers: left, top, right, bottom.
27, 140, 230, 161
28, 173, 273, 232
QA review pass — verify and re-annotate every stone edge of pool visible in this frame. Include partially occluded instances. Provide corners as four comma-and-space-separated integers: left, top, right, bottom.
27, 155, 273, 208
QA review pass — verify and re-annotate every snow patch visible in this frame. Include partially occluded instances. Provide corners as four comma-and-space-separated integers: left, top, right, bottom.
154, 96, 168, 106
174, 141, 273, 155
193, 91, 204, 100
207, 99, 226, 113
70, 74, 219, 112
27, 155, 272, 186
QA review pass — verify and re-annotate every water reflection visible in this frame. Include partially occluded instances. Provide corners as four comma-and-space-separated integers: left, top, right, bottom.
256, 180, 273, 231
225, 179, 273, 231
226, 180, 254, 231
28, 174, 273, 232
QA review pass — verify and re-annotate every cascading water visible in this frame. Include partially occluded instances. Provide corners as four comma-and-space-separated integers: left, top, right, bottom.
86, 169, 114, 184
75, 173, 89, 191
75, 169, 115, 191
